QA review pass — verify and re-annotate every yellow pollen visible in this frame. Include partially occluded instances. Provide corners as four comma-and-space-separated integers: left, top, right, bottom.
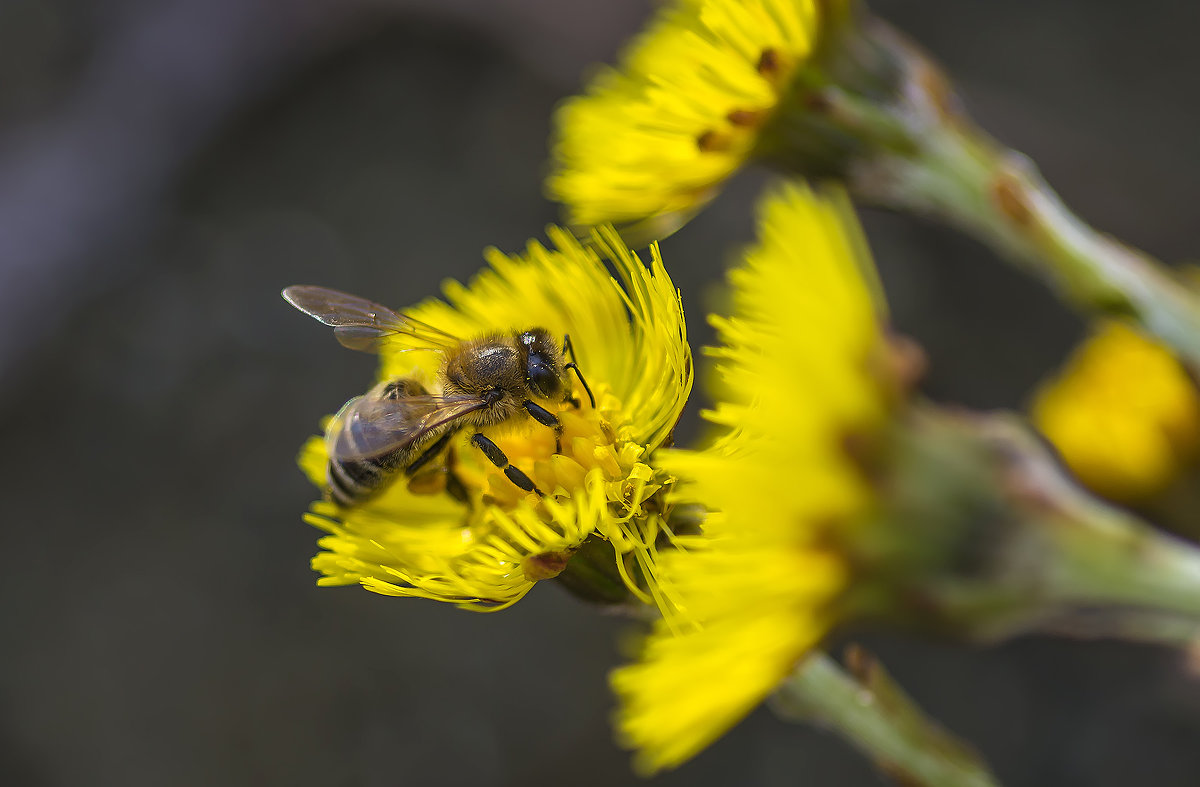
470, 385, 619, 504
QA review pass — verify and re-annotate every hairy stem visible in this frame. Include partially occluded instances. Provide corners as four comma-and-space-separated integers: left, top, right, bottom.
773, 649, 1002, 787
764, 13, 1200, 367
861, 407, 1200, 645
853, 116, 1200, 367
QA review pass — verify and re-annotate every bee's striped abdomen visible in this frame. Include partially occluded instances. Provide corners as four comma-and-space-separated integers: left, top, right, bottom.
324, 377, 439, 508
326, 454, 392, 507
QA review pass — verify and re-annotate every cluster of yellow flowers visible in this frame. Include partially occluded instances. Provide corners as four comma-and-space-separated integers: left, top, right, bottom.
295, 181, 890, 771
286, 0, 1200, 778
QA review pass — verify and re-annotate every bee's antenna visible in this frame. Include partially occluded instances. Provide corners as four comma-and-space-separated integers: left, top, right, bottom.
565, 363, 596, 409
561, 334, 597, 409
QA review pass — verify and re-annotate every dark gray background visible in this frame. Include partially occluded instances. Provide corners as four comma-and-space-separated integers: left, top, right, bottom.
2, 1, 1198, 784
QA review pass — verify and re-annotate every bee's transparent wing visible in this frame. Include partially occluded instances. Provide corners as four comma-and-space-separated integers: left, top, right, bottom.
282, 285, 461, 352
326, 392, 488, 462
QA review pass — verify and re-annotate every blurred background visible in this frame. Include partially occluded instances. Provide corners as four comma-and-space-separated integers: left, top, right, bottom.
1, 0, 1198, 784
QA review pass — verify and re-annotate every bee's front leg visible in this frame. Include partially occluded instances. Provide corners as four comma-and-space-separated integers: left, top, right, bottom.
523, 400, 564, 454
471, 432, 544, 497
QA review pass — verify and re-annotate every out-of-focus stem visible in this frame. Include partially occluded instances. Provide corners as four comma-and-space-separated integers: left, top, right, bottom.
1037, 608, 1200, 647
773, 650, 1002, 787
764, 12, 1200, 368
862, 407, 1200, 645
854, 114, 1200, 367
1032, 444, 1200, 627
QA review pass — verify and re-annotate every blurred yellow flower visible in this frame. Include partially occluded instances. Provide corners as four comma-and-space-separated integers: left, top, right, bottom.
611, 183, 894, 773
548, 0, 846, 240
298, 227, 692, 610
1033, 321, 1200, 503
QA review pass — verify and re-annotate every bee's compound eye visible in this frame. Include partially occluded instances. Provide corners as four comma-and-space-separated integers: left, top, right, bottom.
520, 329, 563, 399
527, 358, 561, 399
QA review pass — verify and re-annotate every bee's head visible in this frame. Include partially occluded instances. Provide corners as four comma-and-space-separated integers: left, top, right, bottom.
519, 328, 564, 400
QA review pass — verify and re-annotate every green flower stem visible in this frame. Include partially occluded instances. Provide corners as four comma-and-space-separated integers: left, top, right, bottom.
865, 407, 1200, 645
765, 13, 1200, 367
1032, 451, 1200, 631
553, 534, 636, 606
1036, 608, 1200, 647
856, 115, 1200, 367
773, 650, 1002, 787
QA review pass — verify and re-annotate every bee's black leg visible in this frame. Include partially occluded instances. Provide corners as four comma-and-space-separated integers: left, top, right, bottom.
524, 400, 564, 453
561, 334, 596, 409
404, 430, 473, 505
445, 468, 470, 504
442, 444, 473, 506
471, 432, 544, 497
404, 430, 456, 476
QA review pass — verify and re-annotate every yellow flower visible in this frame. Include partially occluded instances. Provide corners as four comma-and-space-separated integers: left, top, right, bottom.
1033, 321, 1200, 503
297, 227, 692, 610
611, 183, 894, 773
548, 0, 847, 239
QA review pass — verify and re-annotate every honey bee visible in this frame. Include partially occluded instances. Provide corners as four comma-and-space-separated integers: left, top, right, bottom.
283, 285, 595, 507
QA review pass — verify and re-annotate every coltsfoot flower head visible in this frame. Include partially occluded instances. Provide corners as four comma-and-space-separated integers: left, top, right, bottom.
606, 185, 1200, 776
611, 182, 899, 773
548, 0, 851, 240
1033, 321, 1200, 503
294, 227, 691, 611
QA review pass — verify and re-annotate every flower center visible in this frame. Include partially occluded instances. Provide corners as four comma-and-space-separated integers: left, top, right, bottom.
448, 382, 625, 511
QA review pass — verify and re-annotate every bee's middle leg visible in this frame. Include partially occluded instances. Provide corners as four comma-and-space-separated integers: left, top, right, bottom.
524, 400, 564, 454
404, 430, 456, 476
405, 430, 472, 504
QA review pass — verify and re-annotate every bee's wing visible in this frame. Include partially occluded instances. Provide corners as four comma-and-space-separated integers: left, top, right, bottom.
326, 392, 488, 462
282, 285, 461, 352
